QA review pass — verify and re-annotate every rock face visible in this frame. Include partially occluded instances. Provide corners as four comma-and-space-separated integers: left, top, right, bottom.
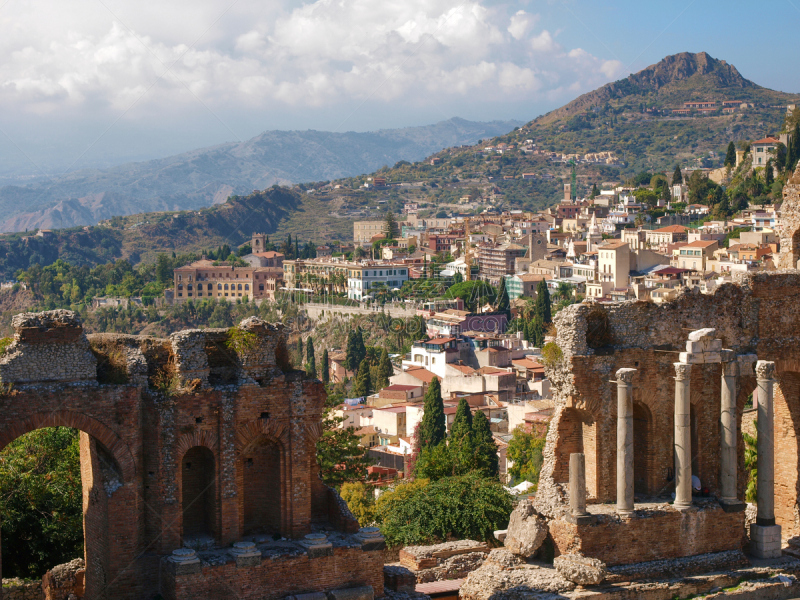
459, 562, 574, 600
553, 553, 607, 585
503, 499, 548, 558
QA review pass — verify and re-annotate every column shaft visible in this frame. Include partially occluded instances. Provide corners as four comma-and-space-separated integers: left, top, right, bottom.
570, 453, 587, 517
674, 363, 692, 508
616, 368, 636, 515
720, 360, 738, 504
756, 361, 776, 526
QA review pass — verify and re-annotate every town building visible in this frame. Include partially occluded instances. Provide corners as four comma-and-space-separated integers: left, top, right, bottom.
477, 242, 527, 285
173, 259, 283, 302
353, 220, 387, 244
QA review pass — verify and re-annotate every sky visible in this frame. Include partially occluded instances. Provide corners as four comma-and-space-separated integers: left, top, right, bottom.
1, 0, 798, 177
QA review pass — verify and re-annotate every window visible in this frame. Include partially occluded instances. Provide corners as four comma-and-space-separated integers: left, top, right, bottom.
178, 275, 182, 281
238, 284, 243, 290
178, 284, 183, 290
187, 284, 193, 290
244, 284, 249, 290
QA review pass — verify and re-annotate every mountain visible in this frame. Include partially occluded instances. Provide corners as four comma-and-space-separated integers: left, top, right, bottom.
0, 117, 520, 233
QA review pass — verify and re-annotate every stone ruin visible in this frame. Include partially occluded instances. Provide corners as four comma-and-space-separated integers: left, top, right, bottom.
0, 310, 383, 600
461, 169, 800, 598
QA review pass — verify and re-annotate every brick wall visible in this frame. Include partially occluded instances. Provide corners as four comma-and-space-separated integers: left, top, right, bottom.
0, 312, 372, 600
549, 505, 745, 566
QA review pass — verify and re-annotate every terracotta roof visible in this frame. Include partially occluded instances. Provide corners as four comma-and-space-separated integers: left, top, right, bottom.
653, 225, 688, 233
600, 240, 628, 249
448, 364, 476, 375
355, 426, 377, 435
513, 358, 545, 370
685, 240, 718, 248
252, 251, 284, 258
382, 384, 420, 392
752, 137, 780, 145
403, 367, 440, 383
424, 337, 456, 345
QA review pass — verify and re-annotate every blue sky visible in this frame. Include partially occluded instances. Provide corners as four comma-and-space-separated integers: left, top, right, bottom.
0, 0, 796, 176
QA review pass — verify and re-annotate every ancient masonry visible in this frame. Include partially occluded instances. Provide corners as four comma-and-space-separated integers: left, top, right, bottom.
0, 310, 383, 600
457, 166, 800, 598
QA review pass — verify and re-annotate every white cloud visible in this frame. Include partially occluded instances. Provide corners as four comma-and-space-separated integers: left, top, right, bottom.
0, 0, 625, 116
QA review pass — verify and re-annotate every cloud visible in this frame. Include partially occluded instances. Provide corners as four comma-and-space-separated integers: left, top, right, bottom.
0, 0, 625, 116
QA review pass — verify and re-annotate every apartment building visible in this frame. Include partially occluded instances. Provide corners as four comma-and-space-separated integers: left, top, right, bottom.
477, 242, 527, 285
173, 259, 283, 302
354, 221, 387, 244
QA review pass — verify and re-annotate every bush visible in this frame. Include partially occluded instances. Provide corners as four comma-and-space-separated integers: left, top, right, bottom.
540, 342, 563, 367
374, 473, 512, 547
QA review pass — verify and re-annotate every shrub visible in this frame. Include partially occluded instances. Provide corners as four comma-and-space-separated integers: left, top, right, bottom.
374, 473, 512, 547
540, 342, 563, 367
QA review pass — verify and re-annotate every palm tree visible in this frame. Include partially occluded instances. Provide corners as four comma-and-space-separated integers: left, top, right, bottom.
556, 282, 573, 302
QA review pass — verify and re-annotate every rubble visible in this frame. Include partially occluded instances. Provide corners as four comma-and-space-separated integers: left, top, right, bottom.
553, 553, 607, 586
503, 499, 548, 558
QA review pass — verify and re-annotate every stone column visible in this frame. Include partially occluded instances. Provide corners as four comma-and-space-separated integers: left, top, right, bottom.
674, 362, 692, 509
750, 360, 781, 558
719, 352, 744, 510
616, 368, 636, 516
756, 361, 776, 526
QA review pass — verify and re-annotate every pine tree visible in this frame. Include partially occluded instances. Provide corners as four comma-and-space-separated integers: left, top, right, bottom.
672, 164, 683, 185
449, 398, 475, 475
472, 410, 499, 478
306, 336, 316, 378
321, 349, 330, 384
495, 277, 510, 317
353, 358, 372, 397
374, 348, 392, 391
384, 212, 399, 239
534, 279, 552, 324
418, 377, 446, 449
724, 142, 736, 168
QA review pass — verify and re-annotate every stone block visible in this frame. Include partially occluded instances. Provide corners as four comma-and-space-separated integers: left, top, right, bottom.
685, 340, 705, 353
679, 352, 703, 364
229, 541, 261, 568
327, 586, 374, 600
688, 328, 716, 342
738, 354, 758, 376
383, 566, 416, 593
301, 533, 334, 558
703, 351, 722, 364
554, 554, 607, 586
705, 339, 723, 352
494, 529, 507, 543
356, 527, 386, 552
504, 499, 548, 558
750, 524, 782, 559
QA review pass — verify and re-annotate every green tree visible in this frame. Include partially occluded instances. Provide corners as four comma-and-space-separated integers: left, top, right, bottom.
340, 481, 376, 525
384, 212, 399, 240
724, 142, 736, 168
306, 336, 316, 378
472, 411, 499, 478
765, 159, 774, 187
0, 428, 83, 578
321, 348, 330, 384
526, 316, 544, 347
590, 183, 599, 198
374, 473, 512, 547
448, 399, 475, 475
295, 337, 304, 367
507, 425, 546, 486
418, 377, 446, 449
374, 348, 392, 391
534, 279, 552, 324
155, 253, 172, 286
353, 358, 372, 397
414, 442, 454, 481
672, 164, 683, 185
744, 423, 757, 503
345, 330, 366, 373
495, 277, 510, 317
316, 410, 372, 488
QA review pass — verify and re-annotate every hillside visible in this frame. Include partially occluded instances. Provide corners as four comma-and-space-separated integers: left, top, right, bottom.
331, 52, 800, 208
0, 117, 520, 233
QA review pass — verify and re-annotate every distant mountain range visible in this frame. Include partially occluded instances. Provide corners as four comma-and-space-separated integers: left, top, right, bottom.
0, 117, 520, 233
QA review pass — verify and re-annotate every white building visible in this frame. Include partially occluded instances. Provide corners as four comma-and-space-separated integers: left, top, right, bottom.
347, 264, 409, 301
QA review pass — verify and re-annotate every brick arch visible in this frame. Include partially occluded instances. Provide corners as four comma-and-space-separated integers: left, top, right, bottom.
236, 419, 290, 455
175, 429, 218, 461
0, 409, 135, 482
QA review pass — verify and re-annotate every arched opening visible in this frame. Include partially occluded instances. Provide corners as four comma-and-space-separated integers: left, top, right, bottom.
633, 403, 652, 496
0, 426, 126, 600
554, 408, 598, 499
242, 436, 283, 536
181, 446, 216, 545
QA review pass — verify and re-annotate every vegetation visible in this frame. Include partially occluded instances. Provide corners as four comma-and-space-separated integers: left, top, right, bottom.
507, 426, 547, 487
315, 408, 372, 488
744, 423, 757, 503
374, 473, 512, 547
0, 428, 83, 578
339, 481, 376, 526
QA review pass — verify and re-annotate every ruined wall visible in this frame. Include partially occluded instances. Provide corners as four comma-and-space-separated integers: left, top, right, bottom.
538, 273, 800, 546
778, 163, 800, 269
0, 311, 366, 600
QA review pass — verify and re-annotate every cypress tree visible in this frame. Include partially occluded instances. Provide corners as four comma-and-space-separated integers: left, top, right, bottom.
672, 164, 683, 185
534, 279, 552, 324
375, 348, 392, 391
724, 142, 736, 168
306, 336, 316, 378
496, 278, 510, 317
344, 331, 357, 372
527, 316, 544, 347
765, 159, 774, 187
296, 338, 304, 365
321, 348, 330, 384
449, 398, 475, 475
472, 410, 499, 478
418, 377, 446, 449
353, 358, 372, 397
354, 329, 367, 368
